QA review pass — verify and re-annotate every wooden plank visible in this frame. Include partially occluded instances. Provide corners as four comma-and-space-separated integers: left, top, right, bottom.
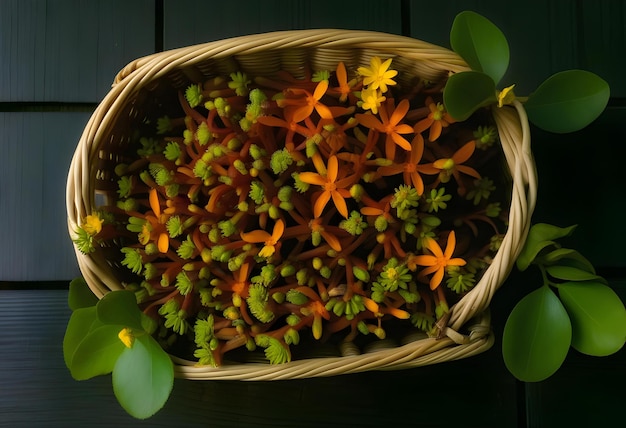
0, 289, 518, 427
0, 1, 46, 102
163, 0, 402, 49
578, 1, 626, 98
0, 0, 155, 103
0, 112, 87, 281
530, 107, 626, 269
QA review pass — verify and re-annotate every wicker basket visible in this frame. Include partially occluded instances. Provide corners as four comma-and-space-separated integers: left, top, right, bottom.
66, 29, 537, 380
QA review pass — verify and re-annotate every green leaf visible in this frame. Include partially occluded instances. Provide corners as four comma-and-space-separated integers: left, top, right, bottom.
255, 335, 291, 364
516, 223, 577, 271
537, 248, 596, 274
63, 306, 99, 369
68, 277, 98, 310
69, 324, 126, 380
502, 285, 572, 382
545, 265, 607, 284
558, 281, 626, 356
112, 334, 174, 419
525, 70, 610, 133
140, 313, 159, 335
97, 290, 143, 330
443, 71, 497, 121
450, 11, 509, 84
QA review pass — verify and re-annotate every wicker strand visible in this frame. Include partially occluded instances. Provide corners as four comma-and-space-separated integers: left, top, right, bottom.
447, 101, 536, 332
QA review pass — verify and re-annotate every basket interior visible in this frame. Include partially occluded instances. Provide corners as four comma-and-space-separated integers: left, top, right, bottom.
71, 36, 534, 376
92, 46, 454, 285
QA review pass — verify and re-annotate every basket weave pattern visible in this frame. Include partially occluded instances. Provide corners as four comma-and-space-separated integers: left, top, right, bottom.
67, 29, 537, 380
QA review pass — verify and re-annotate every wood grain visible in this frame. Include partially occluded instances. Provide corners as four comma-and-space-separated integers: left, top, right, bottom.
0, 289, 518, 427
163, 0, 403, 49
530, 107, 626, 269
0, 0, 155, 103
0, 112, 86, 280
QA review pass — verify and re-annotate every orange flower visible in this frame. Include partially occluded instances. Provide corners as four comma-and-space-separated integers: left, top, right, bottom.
330, 61, 358, 103
377, 134, 439, 195
231, 262, 251, 298
298, 155, 351, 218
376, 229, 407, 259
360, 194, 394, 225
257, 109, 315, 139
279, 79, 333, 123
142, 188, 171, 253
409, 231, 466, 290
356, 98, 413, 159
309, 218, 343, 252
320, 118, 358, 154
414, 96, 455, 142
362, 297, 410, 320
211, 262, 253, 308
431, 140, 481, 187
240, 219, 285, 258
297, 286, 331, 340
256, 109, 316, 158
282, 210, 343, 252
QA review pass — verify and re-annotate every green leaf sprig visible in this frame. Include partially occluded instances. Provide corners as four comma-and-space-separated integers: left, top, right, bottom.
445, 11, 620, 383
444, 11, 610, 133
63, 278, 174, 419
502, 224, 626, 382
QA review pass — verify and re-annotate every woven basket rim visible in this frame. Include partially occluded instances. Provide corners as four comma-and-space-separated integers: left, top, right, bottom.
113, 28, 470, 84
66, 29, 537, 380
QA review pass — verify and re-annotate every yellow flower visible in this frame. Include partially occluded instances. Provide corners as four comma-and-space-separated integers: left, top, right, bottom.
118, 327, 135, 348
357, 57, 398, 93
359, 87, 386, 114
497, 84, 516, 107
82, 213, 104, 235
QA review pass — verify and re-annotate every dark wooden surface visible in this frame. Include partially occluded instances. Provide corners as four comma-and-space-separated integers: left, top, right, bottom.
0, 289, 521, 427
2, 1, 625, 426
